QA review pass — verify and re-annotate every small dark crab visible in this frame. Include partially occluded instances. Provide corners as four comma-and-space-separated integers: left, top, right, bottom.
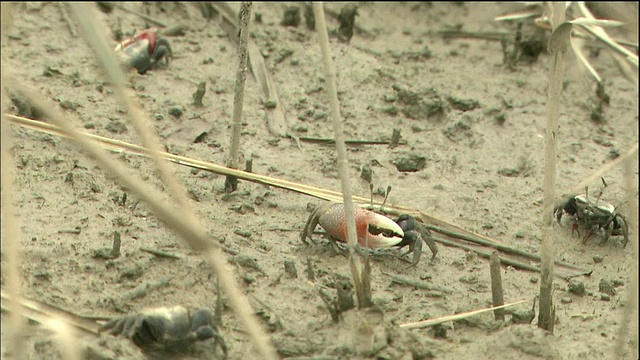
114, 28, 172, 74
554, 194, 629, 246
100, 305, 227, 356
301, 202, 438, 265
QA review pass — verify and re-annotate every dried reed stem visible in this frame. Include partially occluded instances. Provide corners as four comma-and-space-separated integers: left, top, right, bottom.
7, 77, 278, 360
67, 3, 199, 230
6, 3, 277, 357
489, 251, 505, 321
615, 156, 640, 358
225, 2, 252, 192
539, 2, 568, 333
313, 2, 369, 308
45, 318, 82, 360
0, 4, 27, 359
615, 45, 639, 357
399, 299, 529, 329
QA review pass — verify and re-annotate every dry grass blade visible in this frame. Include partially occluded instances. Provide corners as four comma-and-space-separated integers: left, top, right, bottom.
571, 144, 638, 194
67, 3, 198, 229
112, 3, 167, 27
494, 9, 540, 22
43, 318, 82, 360
576, 2, 639, 67
569, 35, 601, 83
60, 6, 277, 357
46, 319, 82, 360
6, 112, 589, 249
399, 299, 529, 329
2, 288, 90, 359
1, 289, 101, 335
497, 2, 638, 83
7, 116, 511, 266
0, 3, 28, 359
4, 80, 278, 360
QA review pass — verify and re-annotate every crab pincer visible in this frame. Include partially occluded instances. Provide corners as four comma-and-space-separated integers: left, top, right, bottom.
395, 214, 438, 266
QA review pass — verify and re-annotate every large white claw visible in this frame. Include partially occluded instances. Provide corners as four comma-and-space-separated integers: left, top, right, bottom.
365, 211, 404, 248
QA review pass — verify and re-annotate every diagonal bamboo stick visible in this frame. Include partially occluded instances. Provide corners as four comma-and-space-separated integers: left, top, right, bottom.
9, 113, 636, 231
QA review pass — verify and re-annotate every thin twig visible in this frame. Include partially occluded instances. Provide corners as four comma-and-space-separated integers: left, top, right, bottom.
140, 246, 182, 259
58, 3, 77, 37
9, 113, 636, 274
123, 276, 173, 301
60, 6, 276, 357
399, 299, 529, 329
434, 237, 546, 275
225, 2, 252, 192
388, 275, 453, 294
299, 136, 404, 146
490, 251, 505, 321
434, 29, 511, 41
313, 2, 369, 309
112, 3, 167, 27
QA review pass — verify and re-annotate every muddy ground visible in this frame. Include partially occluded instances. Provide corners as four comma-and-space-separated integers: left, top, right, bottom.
1, 2, 638, 360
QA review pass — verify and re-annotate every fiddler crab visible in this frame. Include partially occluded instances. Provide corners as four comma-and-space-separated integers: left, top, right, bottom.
114, 28, 172, 74
554, 193, 629, 247
301, 202, 438, 265
100, 305, 227, 356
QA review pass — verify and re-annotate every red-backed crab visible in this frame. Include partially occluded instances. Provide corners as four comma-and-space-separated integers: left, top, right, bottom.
301, 202, 438, 265
100, 305, 226, 356
555, 194, 629, 247
114, 28, 172, 74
